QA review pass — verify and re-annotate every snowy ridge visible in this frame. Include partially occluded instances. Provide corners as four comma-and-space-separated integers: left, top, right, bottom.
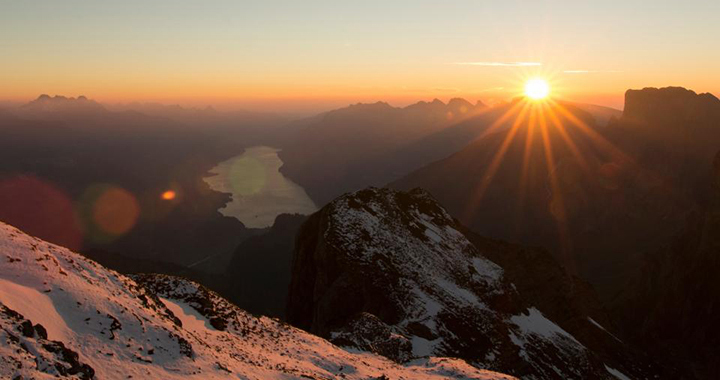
0, 221, 513, 379
290, 187, 622, 379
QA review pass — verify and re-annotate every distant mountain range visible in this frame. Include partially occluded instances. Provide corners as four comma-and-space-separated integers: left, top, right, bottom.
277, 97, 622, 207
277, 98, 488, 205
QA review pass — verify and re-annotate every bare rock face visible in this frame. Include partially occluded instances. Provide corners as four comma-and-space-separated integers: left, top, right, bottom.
287, 187, 658, 379
613, 149, 720, 379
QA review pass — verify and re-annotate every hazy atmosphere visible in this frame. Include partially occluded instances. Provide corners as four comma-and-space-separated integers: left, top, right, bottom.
1, 2, 719, 379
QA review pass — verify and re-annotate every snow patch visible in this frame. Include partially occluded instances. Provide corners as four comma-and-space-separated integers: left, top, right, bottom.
160, 297, 216, 333
510, 307, 584, 348
472, 257, 504, 282
588, 317, 623, 343
605, 365, 632, 380
0, 278, 70, 342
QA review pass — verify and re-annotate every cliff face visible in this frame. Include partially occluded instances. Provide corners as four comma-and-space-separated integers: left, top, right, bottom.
288, 187, 658, 379
225, 213, 307, 318
613, 150, 720, 379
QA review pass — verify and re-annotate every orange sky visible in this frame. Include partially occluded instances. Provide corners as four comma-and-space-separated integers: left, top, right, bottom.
1, 1, 718, 113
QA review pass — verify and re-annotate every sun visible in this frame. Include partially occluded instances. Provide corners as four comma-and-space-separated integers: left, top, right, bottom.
524, 78, 550, 100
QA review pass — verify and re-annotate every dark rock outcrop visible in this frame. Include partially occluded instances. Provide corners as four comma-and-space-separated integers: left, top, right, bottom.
225, 213, 306, 318
0, 305, 95, 380
287, 187, 660, 379
613, 149, 720, 379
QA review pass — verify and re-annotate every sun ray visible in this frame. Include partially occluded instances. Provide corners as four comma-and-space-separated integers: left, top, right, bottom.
537, 104, 576, 273
463, 101, 531, 220
549, 100, 635, 167
543, 103, 591, 173
516, 103, 539, 208
473, 100, 528, 142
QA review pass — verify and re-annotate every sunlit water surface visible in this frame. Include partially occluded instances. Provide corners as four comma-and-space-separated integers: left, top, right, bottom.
203, 146, 317, 228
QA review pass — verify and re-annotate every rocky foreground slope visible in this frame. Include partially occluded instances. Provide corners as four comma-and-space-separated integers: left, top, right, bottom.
0, 221, 512, 379
288, 187, 660, 379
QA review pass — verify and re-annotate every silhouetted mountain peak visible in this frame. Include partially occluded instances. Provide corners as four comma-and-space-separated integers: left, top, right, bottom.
623, 86, 720, 124
21, 94, 106, 115
343, 101, 393, 111
447, 97, 473, 108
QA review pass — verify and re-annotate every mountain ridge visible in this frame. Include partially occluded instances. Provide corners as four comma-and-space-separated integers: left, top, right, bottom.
0, 220, 513, 379
287, 187, 656, 379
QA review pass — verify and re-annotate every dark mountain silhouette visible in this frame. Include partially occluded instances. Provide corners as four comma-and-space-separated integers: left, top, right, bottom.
612, 149, 720, 379
563, 101, 622, 127
287, 187, 664, 379
224, 213, 307, 318
19, 94, 107, 117
393, 87, 720, 299
277, 98, 486, 205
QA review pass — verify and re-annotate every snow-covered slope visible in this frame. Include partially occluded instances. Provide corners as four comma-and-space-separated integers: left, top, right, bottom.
288, 187, 645, 380
0, 221, 513, 379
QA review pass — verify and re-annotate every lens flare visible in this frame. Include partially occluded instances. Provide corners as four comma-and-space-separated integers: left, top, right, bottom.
0, 175, 83, 250
161, 190, 176, 200
91, 187, 140, 236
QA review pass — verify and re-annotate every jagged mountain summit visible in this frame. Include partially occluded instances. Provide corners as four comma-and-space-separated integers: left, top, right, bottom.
288, 187, 656, 379
0, 221, 512, 379
18, 94, 107, 118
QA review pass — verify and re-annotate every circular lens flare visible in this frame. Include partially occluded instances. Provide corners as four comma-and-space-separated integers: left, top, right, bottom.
525, 78, 550, 100
92, 187, 140, 236
161, 190, 176, 200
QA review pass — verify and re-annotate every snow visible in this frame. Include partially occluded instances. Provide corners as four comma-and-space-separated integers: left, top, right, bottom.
0, 221, 513, 380
436, 277, 480, 304
160, 297, 216, 333
605, 365, 632, 380
472, 257, 504, 282
319, 188, 597, 378
588, 316, 623, 343
424, 227, 442, 242
0, 278, 70, 342
411, 335, 441, 357
510, 307, 583, 347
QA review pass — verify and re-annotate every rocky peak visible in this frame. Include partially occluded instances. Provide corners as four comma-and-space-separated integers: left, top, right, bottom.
623, 86, 720, 125
20, 94, 106, 116
287, 187, 654, 379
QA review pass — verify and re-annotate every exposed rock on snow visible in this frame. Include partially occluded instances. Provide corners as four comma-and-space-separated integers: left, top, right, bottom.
288, 187, 655, 379
0, 221, 513, 379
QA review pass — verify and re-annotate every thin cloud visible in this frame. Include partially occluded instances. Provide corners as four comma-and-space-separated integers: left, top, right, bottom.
563, 70, 623, 74
454, 62, 542, 67
475, 86, 506, 92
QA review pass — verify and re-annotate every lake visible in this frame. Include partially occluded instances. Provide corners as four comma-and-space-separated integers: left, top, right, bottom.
203, 146, 317, 228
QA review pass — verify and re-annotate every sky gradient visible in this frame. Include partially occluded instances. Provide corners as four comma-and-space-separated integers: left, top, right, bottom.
1, 0, 718, 112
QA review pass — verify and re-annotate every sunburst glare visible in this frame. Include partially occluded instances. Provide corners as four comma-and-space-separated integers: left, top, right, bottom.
525, 78, 551, 100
